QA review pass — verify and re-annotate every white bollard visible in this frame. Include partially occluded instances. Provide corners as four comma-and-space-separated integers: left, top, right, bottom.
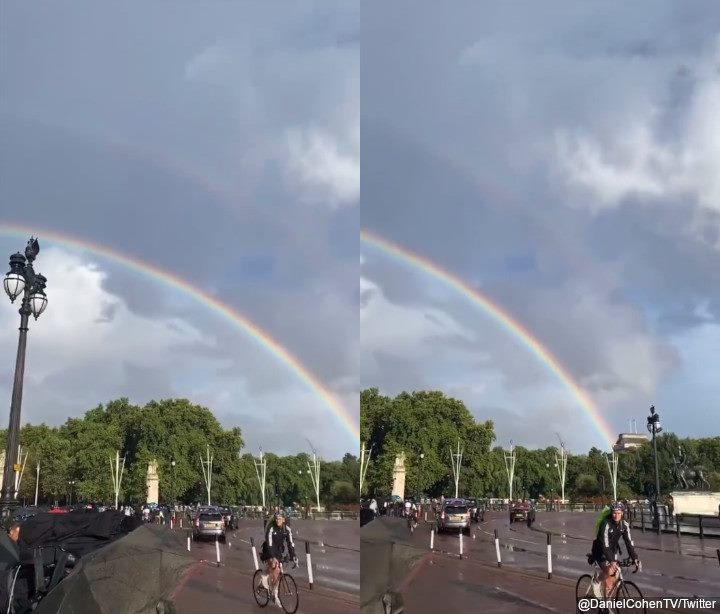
546, 533, 552, 579
251, 537, 259, 571
215, 536, 221, 567
187, 531, 191, 552
305, 542, 314, 590
424, 512, 427, 522
494, 529, 502, 568
430, 529, 434, 550
459, 532, 463, 559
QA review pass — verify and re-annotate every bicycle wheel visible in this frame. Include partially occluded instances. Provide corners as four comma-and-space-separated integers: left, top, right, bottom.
575, 574, 594, 612
616, 581, 645, 613
279, 573, 299, 614
252, 569, 270, 607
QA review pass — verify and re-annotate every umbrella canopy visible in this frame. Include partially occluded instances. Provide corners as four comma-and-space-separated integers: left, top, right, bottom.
35, 525, 194, 614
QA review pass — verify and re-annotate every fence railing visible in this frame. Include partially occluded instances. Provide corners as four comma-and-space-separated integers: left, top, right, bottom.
627, 504, 720, 538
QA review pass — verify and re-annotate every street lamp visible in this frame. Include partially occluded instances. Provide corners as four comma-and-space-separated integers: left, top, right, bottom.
646, 404, 663, 533
647, 405, 662, 535
68, 480, 76, 507
1, 238, 48, 518
416, 453, 424, 503
171, 460, 176, 509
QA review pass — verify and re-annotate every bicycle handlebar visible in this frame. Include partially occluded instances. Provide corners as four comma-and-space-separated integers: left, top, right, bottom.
618, 558, 641, 572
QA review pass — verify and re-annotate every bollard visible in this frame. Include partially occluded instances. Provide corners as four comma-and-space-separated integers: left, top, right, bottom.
676, 515, 681, 538
305, 542, 314, 590
424, 512, 427, 522
641, 510, 645, 533
546, 532, 552, 580
459, 531, 463, 559
187, 530, 191, 552
180, 518, 183, 529
250, 537, 259, 571
430, 528, 434, 550
215, 536, 221, 567
699, 516, 704, 540
494, 529, 502, 568
716, 548, 720, 567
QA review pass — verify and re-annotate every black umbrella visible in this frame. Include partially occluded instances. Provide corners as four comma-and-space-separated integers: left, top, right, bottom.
34, 525, 194, 614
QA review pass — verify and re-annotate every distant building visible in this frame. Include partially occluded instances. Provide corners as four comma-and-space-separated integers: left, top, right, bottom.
613, 432, 648, 452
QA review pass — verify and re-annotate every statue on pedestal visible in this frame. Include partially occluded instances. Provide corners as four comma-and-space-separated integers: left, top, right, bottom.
672, 446, 710, 491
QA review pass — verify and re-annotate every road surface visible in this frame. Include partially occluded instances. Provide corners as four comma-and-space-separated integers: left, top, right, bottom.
361, 510, 720, 612
172, 517, 359, 612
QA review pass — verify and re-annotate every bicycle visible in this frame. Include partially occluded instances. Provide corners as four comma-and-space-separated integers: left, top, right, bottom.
253, 556, 299, 613
575, 556, 644, 613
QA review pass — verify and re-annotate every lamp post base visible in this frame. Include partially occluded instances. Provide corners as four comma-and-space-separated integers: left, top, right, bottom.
0, 497, 19, 524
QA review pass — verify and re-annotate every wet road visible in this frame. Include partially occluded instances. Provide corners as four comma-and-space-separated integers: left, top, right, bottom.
362, 511, 720, 612
173, 518, 359, 612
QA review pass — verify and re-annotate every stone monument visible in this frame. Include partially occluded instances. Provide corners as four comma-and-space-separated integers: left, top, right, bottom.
670, 446, 719, 516
391, 452, 406, 500
146, 459, 159, 505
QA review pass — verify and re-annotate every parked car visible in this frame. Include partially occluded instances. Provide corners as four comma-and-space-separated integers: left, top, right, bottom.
193, 510, 226, 542
437, 499, 471, 534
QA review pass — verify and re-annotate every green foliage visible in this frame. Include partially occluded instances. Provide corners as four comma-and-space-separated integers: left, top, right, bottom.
361, 388, 720, 501
2, 398, 354, 508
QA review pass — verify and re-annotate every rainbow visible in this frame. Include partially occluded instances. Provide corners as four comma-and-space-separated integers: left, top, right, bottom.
0, 222, 359, 442
361, 229, 615, 447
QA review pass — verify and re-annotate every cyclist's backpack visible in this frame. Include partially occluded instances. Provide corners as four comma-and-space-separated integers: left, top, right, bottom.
594, 505, 611, 537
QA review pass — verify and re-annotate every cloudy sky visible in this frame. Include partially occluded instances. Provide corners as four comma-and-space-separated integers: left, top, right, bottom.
0, 1, 358, 459
361, 1, 720, 453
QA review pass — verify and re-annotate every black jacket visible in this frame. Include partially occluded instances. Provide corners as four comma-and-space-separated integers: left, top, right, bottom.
594, 518, 638, 562
265, 524, 296, 561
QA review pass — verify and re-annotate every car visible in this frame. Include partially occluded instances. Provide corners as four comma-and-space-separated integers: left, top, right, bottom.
437, 499, 471, 534
509, 501, 530, 524
193, 510, 226, 542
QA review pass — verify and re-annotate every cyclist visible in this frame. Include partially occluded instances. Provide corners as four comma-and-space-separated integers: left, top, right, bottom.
590, 501, 640, 598
260, 511, 298, 607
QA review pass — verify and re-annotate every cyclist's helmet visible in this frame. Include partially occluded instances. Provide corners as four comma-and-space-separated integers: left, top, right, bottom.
274, 510, 285, 518
610, 501, 625, 512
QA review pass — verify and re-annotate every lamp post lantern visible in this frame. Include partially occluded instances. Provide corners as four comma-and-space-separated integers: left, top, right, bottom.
1, 238, 48, 518
646, 404, 663, 533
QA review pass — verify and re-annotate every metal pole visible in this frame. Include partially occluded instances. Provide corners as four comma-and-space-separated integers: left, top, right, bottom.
417, 454, 424, 503
360, 442, 372, 497
34, 461, 39, 506
0, 308, 30, 513
653, 429, 661, 533
450, 441, 463, 499
503, 442, 516, 503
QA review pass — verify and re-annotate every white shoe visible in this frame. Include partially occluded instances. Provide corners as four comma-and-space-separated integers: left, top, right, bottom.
273, 594, 282, 608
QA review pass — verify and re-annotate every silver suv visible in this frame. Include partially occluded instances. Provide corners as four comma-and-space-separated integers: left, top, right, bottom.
437, 499, 470, 534
193, 510, 226, 542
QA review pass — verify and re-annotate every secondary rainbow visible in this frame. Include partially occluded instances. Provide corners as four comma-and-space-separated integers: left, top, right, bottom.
361, 228, 615, 447
0, 222, 359, 442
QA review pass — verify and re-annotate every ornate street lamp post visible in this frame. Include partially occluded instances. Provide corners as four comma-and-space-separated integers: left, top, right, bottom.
646, 405, 663, 534
1, 238, 48, 518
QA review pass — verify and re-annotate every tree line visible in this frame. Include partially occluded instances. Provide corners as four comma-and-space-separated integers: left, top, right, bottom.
361, 388, 720, 500
0, 398, 359, 507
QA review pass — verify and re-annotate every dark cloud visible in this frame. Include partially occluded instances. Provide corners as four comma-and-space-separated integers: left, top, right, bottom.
0, 1, 358, 458
361, 1, 720, 450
